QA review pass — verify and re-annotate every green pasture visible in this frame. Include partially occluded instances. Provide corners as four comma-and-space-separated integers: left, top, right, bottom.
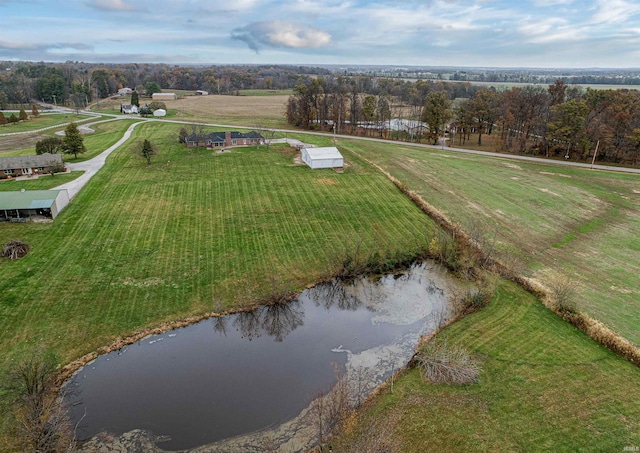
338, 139, 640, 345
0, 121, 433, 445
334, 280, 640, 452
0, 113, 93, 133
0, 171, 83, 191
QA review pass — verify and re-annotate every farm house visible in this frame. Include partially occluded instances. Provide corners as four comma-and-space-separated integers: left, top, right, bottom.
0, 189, 70, 221
301, 147, 344, 170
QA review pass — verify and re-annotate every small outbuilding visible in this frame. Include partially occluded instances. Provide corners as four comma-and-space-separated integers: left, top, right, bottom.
152, 93, 177, 101
0, 189, 70, 221
301, 147, 344, 170
153, 109, 167, 117
195, 90, 209, 96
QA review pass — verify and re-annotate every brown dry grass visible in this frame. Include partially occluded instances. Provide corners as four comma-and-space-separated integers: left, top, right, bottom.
171, 94, 288, 122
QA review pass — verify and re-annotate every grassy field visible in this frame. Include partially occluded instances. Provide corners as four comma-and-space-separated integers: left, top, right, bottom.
0, 171, 83, 191
333, 280, 640, 452
0, 113, 93, 134
90, 94, 291, 128
2, 94, 640, 451
337, 138, 640, 346
0, 122, 434, 448
0, 119, 140, 161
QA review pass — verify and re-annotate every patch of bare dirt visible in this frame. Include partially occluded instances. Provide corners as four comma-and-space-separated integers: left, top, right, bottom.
316, 178, 337, 186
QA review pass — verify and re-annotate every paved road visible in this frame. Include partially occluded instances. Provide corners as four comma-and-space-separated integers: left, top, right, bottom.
53, 121, 144, 199
43, 112, 637, 202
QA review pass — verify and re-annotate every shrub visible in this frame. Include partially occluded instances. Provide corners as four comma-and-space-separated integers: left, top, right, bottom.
547, 273, 579, 313
415, 340, 480, 385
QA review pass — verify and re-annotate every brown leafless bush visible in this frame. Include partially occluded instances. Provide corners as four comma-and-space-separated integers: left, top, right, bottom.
3, 240, 31, 260
547, 273, 579, 313
415, 340, 480, 385
428, 229, 460, 271
310, 365, 353, 448
6, 355, 76, 452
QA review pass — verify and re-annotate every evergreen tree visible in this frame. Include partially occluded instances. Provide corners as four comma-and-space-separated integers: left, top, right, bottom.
63, 122, 86, 159
8, 113, 18, 124
131, 91, 139, 107
31, 104, 40, 117
19, 108, 28, 121
0, 112, 7, 126
140, 139, 156, 165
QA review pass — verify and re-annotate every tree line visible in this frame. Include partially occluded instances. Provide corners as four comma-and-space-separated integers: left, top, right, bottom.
287, 77, 640, 165
0, 61, 329, 107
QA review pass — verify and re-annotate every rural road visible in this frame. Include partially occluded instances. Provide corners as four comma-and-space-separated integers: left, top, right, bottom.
45, 111, 638, 202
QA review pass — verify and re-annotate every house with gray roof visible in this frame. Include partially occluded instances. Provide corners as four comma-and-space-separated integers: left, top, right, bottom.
185, 131, 265, 148
0, 153, 64, 178
0, 189, 70, 221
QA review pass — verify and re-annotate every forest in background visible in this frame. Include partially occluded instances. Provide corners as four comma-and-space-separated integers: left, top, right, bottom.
1, 61, 640, 165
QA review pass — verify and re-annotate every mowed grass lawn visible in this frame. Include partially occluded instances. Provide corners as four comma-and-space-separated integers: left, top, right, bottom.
0, 171, 83, 191
338, 139, 640, 346
335, 281, 640, 452
0, 122, 433, 444
0, 113, 93, 134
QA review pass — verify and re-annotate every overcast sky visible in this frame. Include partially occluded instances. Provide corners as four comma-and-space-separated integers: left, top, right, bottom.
1, 0, 639, 68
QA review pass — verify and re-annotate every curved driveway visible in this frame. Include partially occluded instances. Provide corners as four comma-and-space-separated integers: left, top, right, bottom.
53, 121, 145, 199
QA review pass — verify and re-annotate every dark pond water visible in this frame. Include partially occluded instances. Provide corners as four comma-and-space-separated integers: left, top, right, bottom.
66, 261, 461, 451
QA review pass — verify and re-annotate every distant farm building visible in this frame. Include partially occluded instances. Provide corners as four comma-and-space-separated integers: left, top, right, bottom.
118, 87, 133, 96
195, 90, 209, 96
120, 104, 138, 114
153, 109, 167, 117
185, 131, 265, 148
0, 189, 70, 221
301, 147, 344, 170
152, 93, 177, 101
0, 153, 64, 178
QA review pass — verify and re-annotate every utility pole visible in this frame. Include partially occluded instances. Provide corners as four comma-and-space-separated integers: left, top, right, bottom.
591, 140, 600, 169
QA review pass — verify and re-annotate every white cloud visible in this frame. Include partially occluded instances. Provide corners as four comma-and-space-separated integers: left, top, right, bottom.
232, 21, 331, 52
87, 0, 134, 11
590, 0, 640, 24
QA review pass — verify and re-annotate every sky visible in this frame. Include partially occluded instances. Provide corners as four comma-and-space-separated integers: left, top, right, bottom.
1, 0, 639, 68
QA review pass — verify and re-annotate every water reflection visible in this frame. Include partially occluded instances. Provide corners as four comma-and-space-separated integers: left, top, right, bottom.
68, 261, 466, 452
228, 301, 305, 342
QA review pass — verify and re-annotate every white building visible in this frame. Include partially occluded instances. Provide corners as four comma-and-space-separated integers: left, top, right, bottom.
152, 93, 177, 100
301, 147, 344, 170
153, 109, 167, 117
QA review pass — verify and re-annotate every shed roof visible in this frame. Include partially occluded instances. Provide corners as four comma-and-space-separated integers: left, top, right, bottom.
0, 190, 61, 210
303, 147, 343, 160
0, 153, 63, 170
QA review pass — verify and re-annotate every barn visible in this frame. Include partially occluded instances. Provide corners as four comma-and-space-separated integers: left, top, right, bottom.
0, 189, 70, 221
152, 93, 177, 100
301, 147, 344, 170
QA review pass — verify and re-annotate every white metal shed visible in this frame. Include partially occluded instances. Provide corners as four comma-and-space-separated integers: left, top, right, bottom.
301, 147, 344, 169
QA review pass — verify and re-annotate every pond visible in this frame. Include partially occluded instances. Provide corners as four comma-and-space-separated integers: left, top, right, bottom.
66, 261, 465, 452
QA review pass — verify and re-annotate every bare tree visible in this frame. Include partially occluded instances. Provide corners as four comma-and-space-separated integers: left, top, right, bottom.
6, 355, 76, 452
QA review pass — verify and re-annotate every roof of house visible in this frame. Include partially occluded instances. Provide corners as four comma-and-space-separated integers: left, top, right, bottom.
185, 131, 265, 143
303, 147, 343, 160
0, 190, 62, 210
0, 153, 63, 170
